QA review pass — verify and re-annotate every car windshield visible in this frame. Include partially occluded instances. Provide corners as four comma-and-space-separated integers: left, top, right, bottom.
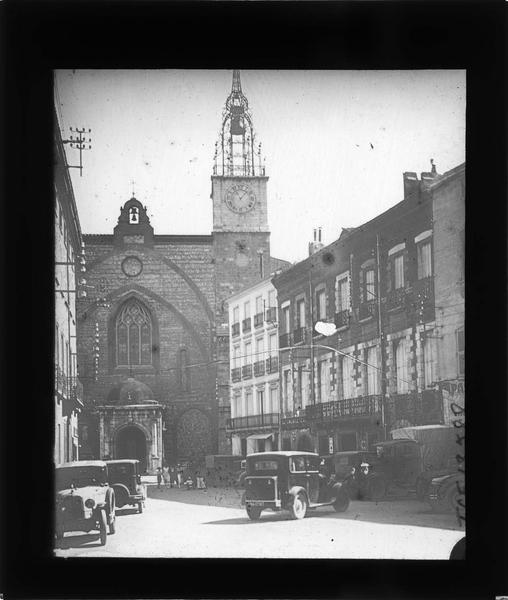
56, 466, 107, 491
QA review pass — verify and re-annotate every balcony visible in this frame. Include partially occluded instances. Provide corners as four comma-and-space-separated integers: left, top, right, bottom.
253, 360, 266, 377
242, 364, 253, 380
242, 317, 252, 333
386, 287, 406, 311
265, 307, 277, 323
358, 300, 377, 321
227, 412, 279, 431
307, 395, 382, 421
231, 322, 240, 337
69, 377, 84, 408
253, 312, 264, 328
281, 409, 308, 429
279, 333, 291, 349
266, 356, 279, 374
293, 326, 305, 344
231, 367, 241, 383
334, 309, 350, 329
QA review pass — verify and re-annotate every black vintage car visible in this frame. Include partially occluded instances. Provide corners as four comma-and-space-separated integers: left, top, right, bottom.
55, 460, 116, 545
106, 459, 146, 513
244, 451, 350, 520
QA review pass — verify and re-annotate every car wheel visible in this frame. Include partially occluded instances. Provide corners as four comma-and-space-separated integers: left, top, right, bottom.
332, 486, 350, 512
246, 505, 262, 520
99, 509, 108, 546
416, 477, 429, 501
367, 477, 386, 501
138, 501, 143, 514
289, 491, 308, 520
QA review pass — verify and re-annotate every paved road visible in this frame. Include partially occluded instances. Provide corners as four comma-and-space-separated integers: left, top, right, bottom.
54, 485, 464, 559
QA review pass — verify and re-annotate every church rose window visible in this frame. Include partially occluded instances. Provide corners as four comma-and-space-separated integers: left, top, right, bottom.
116, 300, 153, 366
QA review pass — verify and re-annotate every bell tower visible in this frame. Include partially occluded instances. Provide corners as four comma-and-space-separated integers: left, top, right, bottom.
211, 70, 269, 234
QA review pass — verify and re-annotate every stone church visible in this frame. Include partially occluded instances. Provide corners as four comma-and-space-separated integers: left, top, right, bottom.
76, 71, 289, 472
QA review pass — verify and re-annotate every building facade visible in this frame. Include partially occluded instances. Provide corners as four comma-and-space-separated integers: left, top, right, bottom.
75, 71, 289, 471
54, 107, 84, 464
226, 278, 282, 455
272, 162, 464, 455
430, 164, 465, 424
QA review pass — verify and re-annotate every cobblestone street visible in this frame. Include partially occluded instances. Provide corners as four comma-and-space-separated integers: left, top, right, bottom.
54, 483, 464, 559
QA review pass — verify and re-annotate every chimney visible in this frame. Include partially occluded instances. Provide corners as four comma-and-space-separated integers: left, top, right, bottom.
403, 172, 419, 198
308, 227, 325, 256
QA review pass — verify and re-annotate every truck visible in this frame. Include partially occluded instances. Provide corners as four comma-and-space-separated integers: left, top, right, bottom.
342, 425, 461, 501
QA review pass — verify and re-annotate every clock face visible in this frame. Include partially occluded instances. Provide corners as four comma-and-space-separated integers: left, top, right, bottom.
121, 256, 143, 277
225, 184, 257, 214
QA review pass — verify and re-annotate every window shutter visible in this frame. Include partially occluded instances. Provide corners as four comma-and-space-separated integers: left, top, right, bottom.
403, 249, 410, 289
386, 258, 392, 293
359, 269, 364, 304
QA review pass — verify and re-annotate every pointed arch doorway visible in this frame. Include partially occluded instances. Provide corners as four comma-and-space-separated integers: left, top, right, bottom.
116, 425, 148, 473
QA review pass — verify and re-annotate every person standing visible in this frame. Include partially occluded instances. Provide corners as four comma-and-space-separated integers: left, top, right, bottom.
156, 467, 163, 490
162, 464, 170, 487
177, 465, 184, 488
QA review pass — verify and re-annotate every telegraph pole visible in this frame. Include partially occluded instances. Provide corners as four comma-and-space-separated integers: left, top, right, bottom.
62, 127, 92, 177
376, 234, 387, 440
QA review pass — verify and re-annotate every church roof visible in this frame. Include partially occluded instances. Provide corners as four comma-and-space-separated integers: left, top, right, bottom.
105, 377, 158, 406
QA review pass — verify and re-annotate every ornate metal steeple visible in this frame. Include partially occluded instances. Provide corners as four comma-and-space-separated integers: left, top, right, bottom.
213, 70, 265, 177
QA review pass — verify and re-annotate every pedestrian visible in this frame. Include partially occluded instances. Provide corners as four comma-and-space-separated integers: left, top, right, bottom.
156, 467, 163, 490
177, 465, 184, 488
196, 470, 206, 490
162, 464, 170, 487
170, 465, 177, 488
184, 474, 194, 490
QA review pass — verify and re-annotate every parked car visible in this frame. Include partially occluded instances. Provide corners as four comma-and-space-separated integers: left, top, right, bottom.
428, 471, 465, 514
106, 459, 146, 513
55, 460, 116, 545
244, 451, 350, 520
327, 451, 383, 500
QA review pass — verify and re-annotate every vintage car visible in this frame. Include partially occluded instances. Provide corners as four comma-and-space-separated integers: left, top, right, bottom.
106, 459, 146, 513
244, 451, 350, 520
326, 450, 383, 501
428, 471, 465, 514
55, 460, 116, 545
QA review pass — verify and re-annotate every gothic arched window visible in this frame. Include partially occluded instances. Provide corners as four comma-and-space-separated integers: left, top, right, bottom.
116, 299, 152, 366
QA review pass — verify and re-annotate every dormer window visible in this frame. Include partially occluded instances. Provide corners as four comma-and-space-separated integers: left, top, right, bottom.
129, 206, 139, 224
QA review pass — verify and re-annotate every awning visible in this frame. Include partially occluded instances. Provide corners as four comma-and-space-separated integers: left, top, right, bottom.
247, 432, 274, 441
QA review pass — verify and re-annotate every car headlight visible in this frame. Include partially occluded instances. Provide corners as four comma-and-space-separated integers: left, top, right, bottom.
85, 498, 95, 509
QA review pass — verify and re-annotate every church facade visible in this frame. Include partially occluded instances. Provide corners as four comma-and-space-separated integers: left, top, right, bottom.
76, 71, 289, 472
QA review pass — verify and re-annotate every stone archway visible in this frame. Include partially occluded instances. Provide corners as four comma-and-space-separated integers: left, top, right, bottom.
176, 408, 212, 463
115, 425, 148, 473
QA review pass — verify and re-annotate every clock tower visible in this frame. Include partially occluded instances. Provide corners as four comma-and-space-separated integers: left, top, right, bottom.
212, 70, 270, 292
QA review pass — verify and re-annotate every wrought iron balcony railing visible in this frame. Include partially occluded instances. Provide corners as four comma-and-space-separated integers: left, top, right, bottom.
279, 333, 291, 348
242, 317, 252, 333
281, 409, 308, 429
253, 312, 264, 328
307, 395, 383, 421
386, 287, 406, 311
334, 309, 351, 329
387, 390, 443, 426
253, 360, 266, 377
242, 364, 253, 380
293, 327, 305, 344
231, 367, 242, 383
231, 322, 240, 337
69, 376, 84, 407
358, 300, 377, 321
413, 276, 434, 301
266, 356, 279, 374
55, 365, 68, 397
265, 307, 277, 323
227, 412, 280, 431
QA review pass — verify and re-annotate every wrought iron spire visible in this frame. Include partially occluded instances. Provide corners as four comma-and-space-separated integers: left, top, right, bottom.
213, 70, 264, 177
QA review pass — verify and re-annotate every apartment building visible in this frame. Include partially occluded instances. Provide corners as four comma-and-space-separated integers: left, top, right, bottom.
226, 277, 281, 455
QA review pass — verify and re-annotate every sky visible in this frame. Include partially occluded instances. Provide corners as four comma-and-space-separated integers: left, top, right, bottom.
55, 69, 465, 263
